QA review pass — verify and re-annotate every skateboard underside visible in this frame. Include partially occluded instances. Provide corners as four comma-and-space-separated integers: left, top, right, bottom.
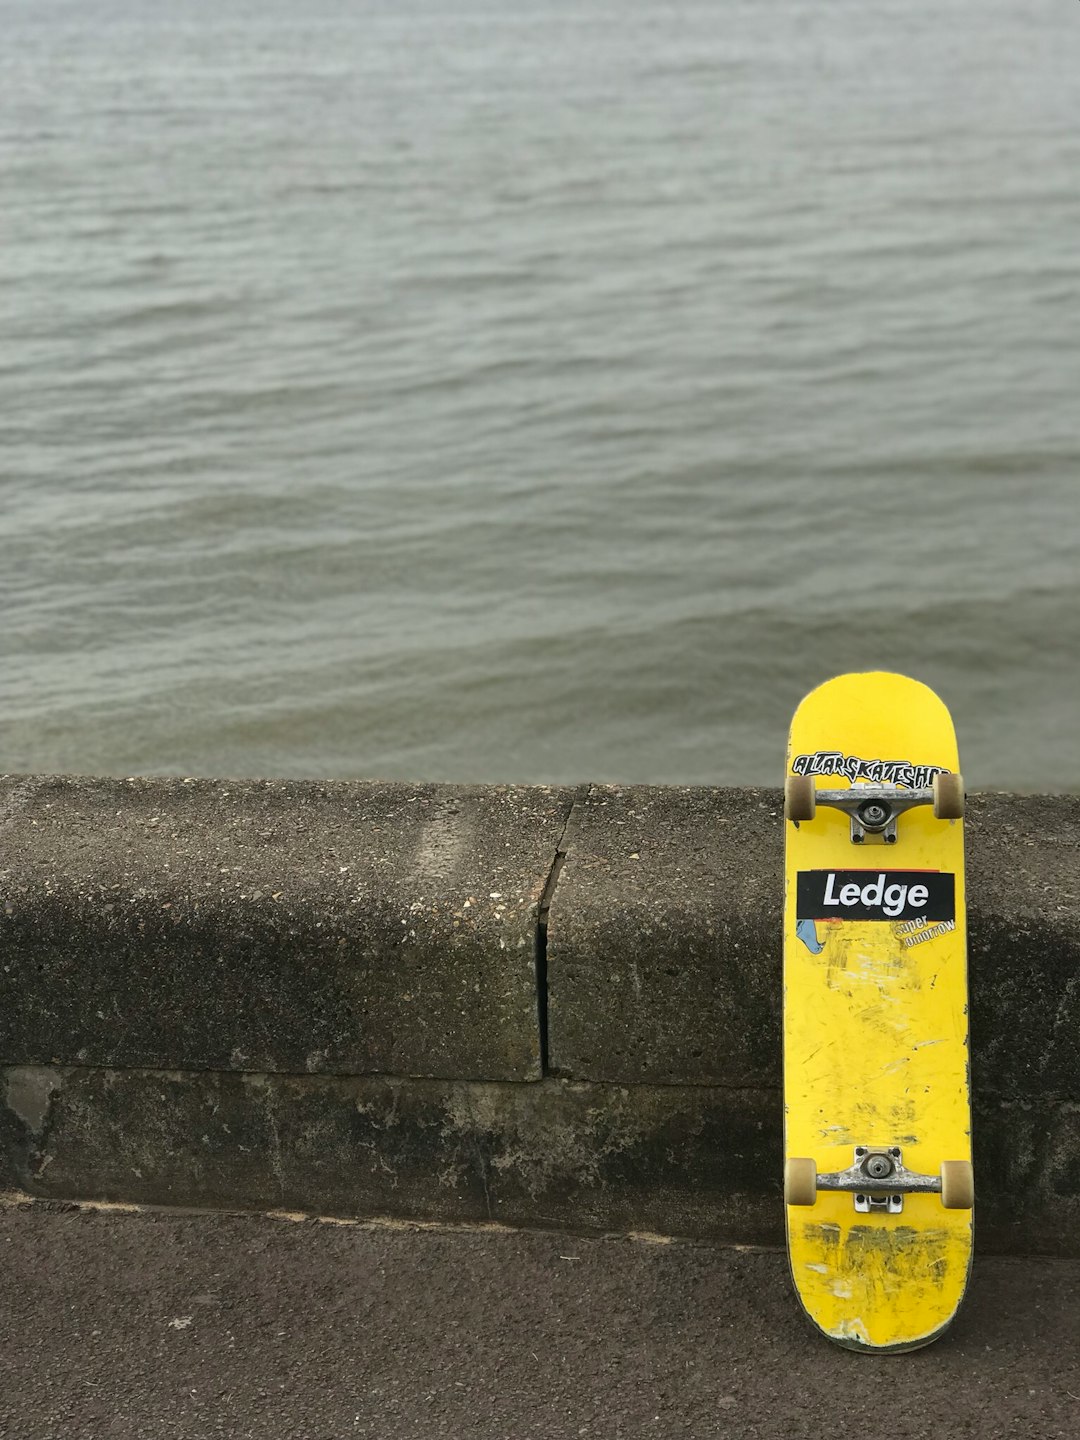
783, 672, 972, 1351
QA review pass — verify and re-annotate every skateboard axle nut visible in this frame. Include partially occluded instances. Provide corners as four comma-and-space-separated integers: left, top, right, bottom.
864, 1154, 894, 1180
857, 801, 891, 831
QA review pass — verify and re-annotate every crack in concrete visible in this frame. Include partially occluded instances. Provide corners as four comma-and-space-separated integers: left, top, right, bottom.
535, 786, 588, 1076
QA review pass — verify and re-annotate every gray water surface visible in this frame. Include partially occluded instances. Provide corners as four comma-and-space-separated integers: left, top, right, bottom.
3, 0, 1079, 787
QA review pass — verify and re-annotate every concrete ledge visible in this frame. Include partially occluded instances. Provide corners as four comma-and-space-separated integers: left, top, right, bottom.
2, 776, 1078, 1254
549, 787, 1080, 1097
548, 786, 780, 1085
0, 776, 576, 1081
0, 1066, 778, 1244
1, 1066, 1075, 1255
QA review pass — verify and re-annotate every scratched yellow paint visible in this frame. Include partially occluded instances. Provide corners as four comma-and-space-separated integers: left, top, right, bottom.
784, 672, 972, 1351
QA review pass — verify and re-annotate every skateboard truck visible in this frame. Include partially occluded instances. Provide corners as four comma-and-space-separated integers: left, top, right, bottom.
826, 1147, 933, 1215
784, 774, 965, 844
785, 1147, 974, 1213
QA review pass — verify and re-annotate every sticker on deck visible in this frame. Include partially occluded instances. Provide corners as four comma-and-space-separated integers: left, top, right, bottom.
790, 752, 951, 787
796, 869, 955, 924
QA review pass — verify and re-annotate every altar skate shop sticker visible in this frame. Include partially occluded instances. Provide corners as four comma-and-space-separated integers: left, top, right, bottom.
791, 752, 951, 788
797, 869, 954, 923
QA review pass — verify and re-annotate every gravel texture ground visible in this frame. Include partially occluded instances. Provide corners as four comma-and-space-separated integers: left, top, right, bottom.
2, 1201, 1077, 1440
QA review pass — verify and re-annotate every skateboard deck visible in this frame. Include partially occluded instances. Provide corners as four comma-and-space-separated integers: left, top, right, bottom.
783, 671, 973, 1352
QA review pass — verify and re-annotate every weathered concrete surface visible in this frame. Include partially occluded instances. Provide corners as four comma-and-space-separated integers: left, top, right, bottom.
548, 786, 1080, 1099
2, 1203, 1078, 1440
0, 1066, 778, 1245
965, 793, 1080, 1099
2, 1065, 1076, 1254
547, 785, 780, 1085
0, 775, 576, 1081
2, 777, 1078, 1253
5, 776, 1078, 1095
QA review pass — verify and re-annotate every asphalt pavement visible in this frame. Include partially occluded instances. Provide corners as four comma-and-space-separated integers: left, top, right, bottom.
2, 1198, 1077, 1440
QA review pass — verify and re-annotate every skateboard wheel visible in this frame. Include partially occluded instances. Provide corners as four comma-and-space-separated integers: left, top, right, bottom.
932, 772, 965, 821
785, 1157, 818, 1207
785, 775, 816, 823
940, 1160, 974, 1210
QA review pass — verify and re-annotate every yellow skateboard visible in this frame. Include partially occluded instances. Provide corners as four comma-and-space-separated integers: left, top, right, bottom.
783, 672, 974, 1352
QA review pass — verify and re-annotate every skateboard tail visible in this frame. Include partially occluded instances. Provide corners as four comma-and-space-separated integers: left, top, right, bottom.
785, 1197, 974, 1351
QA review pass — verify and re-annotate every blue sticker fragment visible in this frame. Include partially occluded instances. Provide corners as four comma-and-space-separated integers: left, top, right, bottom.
796, 918, 824, 955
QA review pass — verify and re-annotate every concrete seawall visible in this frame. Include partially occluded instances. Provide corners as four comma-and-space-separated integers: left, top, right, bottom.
1, 775, 1077, 1254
